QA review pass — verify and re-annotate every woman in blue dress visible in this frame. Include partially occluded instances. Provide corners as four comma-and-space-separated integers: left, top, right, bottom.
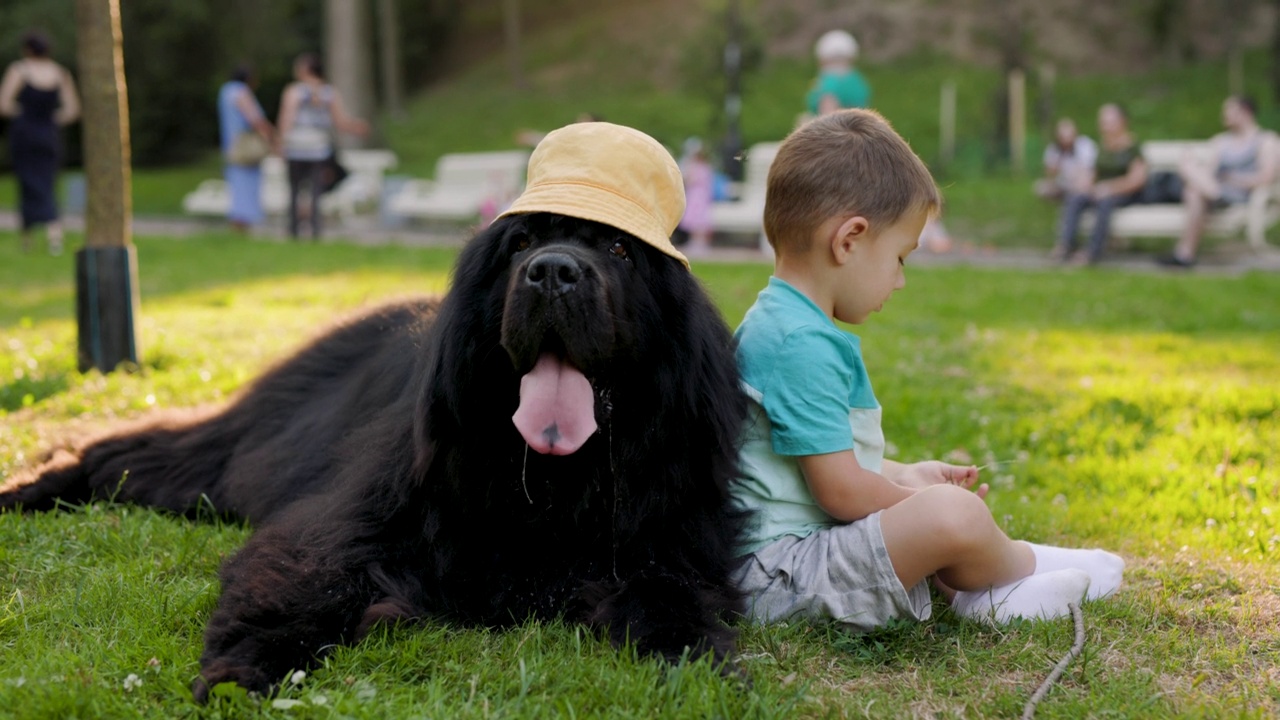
0, 31, 79, 254
217, 65, 275, 232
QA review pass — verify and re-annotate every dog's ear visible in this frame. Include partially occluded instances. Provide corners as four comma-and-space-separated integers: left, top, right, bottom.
432, 212, 527, 361
449, 216, 527, 299
612, 255, 746, 492
662, 270, 745, 466
413, 217, 528, 469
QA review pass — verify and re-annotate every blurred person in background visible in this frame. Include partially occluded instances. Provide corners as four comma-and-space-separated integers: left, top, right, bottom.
0, 30, 79, 254
1035, 117, 1098, 202
678, 137, 716, 257
1053, 103, 1147, 265
803, 29, 952, 252
1159, 95, 1278, 268
218, 64, 274, 233
276, 52, 368, 240
805, 30, 870, 117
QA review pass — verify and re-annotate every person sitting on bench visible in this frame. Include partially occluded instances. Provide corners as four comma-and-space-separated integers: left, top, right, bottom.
1053, 103, 1147, 265
1159, 95, 1278, 268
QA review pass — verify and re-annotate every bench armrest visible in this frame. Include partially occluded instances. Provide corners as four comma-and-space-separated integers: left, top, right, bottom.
1246, 183, 1275, 248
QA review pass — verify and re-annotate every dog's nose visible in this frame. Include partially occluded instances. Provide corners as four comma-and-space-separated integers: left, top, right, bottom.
524, 253, 582, 293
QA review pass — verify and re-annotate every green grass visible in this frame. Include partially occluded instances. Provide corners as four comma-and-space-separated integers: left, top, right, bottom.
1, 231, 1278, 718
0, 156, 223, 219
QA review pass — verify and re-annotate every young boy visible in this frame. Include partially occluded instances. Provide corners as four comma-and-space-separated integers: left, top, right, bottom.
731, 109, 1124, 629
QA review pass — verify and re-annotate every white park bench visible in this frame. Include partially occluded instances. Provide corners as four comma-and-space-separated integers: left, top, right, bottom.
328, 149, 399, 219
181, 149, 399, 223
385, 150, 530, 224
709, 141, 781, 250
1099, 138, 1280, 249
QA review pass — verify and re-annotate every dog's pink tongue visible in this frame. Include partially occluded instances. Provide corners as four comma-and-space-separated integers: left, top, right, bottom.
513, 354, 597, 455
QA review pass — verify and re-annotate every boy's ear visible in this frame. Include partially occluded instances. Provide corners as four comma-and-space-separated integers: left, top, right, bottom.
830, 215, 871, 264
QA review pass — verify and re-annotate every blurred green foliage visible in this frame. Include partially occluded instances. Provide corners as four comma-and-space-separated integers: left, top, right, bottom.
0, 0, 464, 166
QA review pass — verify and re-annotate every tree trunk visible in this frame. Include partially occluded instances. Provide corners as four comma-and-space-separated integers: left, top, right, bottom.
77, 0, 131, 249
1273, 0, 1280, 102
326, 0, 377, 147
377, 0, 405, 118
504, 0, 528, 90
75, 0, 140, 373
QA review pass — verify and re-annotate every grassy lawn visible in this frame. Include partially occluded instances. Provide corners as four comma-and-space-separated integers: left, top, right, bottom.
0, 156, 223, 220
1, 231, 1278, 718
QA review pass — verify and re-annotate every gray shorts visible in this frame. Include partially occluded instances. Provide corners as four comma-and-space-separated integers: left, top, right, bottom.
1217, 184, 1250, 206
732, 511, 932, 632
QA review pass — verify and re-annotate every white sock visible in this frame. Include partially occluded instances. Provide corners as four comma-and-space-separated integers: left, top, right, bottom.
952, 568, 1090, 623
1025, 542, 1125, 600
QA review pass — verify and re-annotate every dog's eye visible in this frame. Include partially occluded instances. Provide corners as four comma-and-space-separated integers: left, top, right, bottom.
514, 237, 531, 253
609, 241, 629, 260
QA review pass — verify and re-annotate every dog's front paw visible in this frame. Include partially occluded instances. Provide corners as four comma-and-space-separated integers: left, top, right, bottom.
192, 658, 275, 703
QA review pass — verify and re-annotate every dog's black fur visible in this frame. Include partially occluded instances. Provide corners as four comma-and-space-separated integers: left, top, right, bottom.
0, 213, 750, 698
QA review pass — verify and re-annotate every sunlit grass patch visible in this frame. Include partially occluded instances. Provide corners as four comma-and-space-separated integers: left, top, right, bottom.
969, 328, 1280, 560
0, 236, 456, 477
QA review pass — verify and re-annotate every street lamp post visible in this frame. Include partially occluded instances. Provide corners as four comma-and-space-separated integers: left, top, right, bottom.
721, 0, 743, 182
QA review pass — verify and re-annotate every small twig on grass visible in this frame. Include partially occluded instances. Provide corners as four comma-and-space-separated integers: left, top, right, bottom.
1022, 602, 1086, 719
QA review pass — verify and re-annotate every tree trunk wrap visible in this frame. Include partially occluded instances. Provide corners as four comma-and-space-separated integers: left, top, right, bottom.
76, 245, 140, 373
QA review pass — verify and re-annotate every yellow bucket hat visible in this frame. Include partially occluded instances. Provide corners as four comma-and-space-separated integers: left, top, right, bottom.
498, 122, 690, 268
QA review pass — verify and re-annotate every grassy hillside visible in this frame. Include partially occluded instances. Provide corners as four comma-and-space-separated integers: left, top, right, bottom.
382, 42, 1280, 249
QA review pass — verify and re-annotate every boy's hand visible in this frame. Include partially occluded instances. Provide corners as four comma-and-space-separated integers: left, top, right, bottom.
895, 461, 988, 498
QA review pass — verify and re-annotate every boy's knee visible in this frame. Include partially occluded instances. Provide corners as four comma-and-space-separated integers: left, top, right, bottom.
918, 483, 982, 506
917, 485, 994, 553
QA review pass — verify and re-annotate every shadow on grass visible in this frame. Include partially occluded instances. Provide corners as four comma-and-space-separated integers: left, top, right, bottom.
0, 233, 464, 324
822, 615, 963, 669
0, 373, 70, 412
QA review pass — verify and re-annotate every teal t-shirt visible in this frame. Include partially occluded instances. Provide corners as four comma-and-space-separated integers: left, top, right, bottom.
805, 69, 871, 115
732, 277, 886, 554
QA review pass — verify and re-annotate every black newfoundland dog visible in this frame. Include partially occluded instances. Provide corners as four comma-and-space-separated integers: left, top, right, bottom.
0, 124, 750, 699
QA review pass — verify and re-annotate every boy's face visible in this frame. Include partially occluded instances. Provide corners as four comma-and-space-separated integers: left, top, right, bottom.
833, 209, 927, 324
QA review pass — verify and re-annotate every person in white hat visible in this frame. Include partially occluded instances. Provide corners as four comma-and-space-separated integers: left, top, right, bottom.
805, 29, 870, 116
804, 29, 956, 253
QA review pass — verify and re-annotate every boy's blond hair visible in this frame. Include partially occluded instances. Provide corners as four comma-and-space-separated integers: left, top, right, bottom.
763, 109, 941, 255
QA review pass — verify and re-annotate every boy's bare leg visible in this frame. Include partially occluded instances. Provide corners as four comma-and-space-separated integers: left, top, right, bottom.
881, 484, 1122, 621
880, 484, 1033, 591
880, 486, 1090, 622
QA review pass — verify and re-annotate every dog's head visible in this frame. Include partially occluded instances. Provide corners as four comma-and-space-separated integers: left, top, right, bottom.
493, 212, 686, 455
498, 213, 662, 375
421, 122, 737, 462
428, 209, 711, 457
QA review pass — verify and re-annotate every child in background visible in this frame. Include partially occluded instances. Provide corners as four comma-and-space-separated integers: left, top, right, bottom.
1035, 117, 1098, 202
805, 30, 870, 118
731, 109, 1124, 630
678, 137, 715, 257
